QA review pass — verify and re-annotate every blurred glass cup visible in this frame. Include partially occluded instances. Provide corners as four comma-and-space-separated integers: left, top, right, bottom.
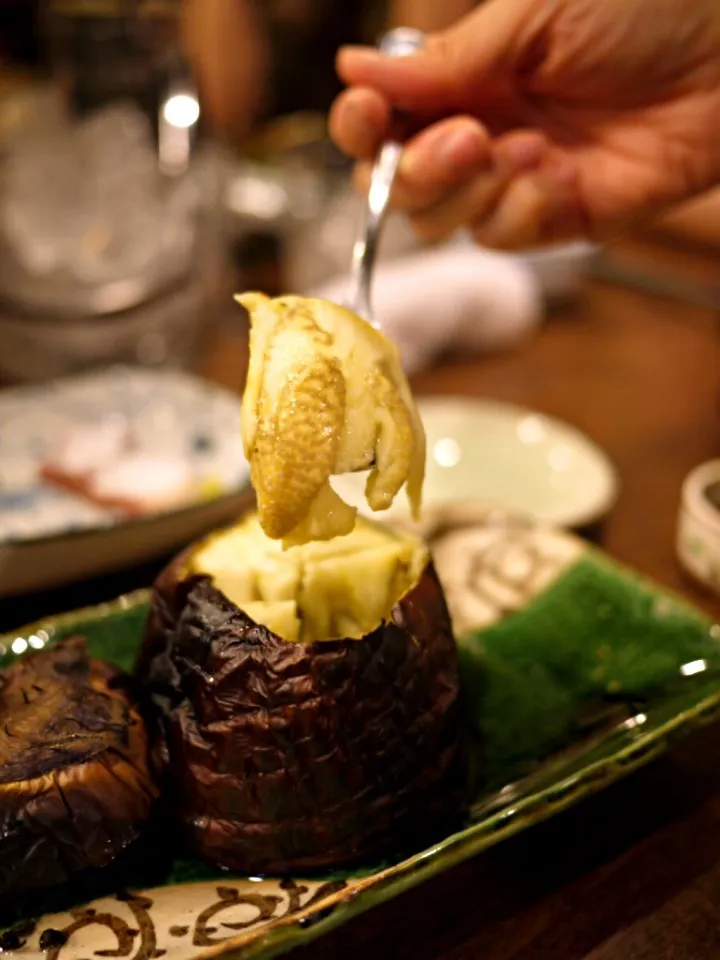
40, 0, 181, 124
0, 1, 229, 384
222, 111, 423, 296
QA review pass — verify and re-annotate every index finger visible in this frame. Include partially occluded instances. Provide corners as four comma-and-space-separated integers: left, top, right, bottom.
329, 87, 391, 161
336, 37, 465, 114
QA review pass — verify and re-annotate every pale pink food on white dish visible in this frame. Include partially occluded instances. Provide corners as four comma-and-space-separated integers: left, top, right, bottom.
40, 419, 197, 516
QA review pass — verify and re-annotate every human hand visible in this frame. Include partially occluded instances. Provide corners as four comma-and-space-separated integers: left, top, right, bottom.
330, 0, 720, 248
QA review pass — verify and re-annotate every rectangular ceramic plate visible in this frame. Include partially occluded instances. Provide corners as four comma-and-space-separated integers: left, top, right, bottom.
2, 505, 720, 960
0, 367, 249, 597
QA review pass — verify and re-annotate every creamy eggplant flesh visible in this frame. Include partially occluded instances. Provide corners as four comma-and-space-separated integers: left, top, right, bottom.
190, 513, 429, 644
238, 293, 426, 548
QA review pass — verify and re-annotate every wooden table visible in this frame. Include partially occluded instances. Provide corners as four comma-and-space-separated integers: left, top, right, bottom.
4, 237, 720, 958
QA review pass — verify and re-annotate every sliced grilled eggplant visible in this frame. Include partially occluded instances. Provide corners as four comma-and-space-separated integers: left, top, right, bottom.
0, 636, 159, 898
137, 512, 465, 874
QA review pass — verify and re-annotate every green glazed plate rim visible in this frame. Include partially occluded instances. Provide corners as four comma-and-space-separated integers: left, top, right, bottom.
3, 581, 720, 960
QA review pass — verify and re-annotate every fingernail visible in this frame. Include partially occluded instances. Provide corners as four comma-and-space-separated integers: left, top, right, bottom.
344, 96, 377, 143
548, 162, 578, 189
498, 137, 545, 174
338, 45, 383, 70
402, 126, 486, 180
441, 128, 487, 174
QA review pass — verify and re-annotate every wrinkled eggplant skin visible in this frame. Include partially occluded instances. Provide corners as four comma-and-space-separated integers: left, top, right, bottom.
138, 549, 466, 874
0, 636, 159, 899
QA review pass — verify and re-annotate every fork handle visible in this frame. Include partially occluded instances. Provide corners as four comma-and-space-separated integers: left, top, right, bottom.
346, 27, 426, 326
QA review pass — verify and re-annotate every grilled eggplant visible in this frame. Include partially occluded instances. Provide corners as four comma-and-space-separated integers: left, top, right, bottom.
137, 512, 464, 874
0, 636, 159, 898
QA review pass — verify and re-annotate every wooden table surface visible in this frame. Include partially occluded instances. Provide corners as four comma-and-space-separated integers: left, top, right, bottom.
3, 237, 720, 958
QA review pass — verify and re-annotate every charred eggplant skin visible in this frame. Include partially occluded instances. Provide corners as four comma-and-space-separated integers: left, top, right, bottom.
137, 548, 465, 874
0, 636, 159, 899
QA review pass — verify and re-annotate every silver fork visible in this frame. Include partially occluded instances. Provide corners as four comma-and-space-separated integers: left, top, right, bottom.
344, 27, 426, 328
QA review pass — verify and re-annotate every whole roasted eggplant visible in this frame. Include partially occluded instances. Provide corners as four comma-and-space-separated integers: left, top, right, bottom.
0, 636, 159, 898
137, 512, 465, 874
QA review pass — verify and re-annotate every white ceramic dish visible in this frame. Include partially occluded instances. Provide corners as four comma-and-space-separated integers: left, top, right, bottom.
332, 396, 618, 530
677, 459, 720, 595
0, 366, 250, 597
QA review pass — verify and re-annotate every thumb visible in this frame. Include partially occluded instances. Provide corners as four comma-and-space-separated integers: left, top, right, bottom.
336, 0, 535, 114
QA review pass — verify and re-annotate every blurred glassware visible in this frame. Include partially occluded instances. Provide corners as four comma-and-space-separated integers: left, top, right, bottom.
222, 112, 424, 296
1, 99, 199, 314
40, 0, 182, 124
0, 4, 230, 383
223, 113, 343, 240
285, 183, 424, 293
0, 238, 230, 383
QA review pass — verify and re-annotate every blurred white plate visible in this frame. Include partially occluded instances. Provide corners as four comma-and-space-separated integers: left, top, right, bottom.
332, 396, 618, 530
0, 367, 250, 597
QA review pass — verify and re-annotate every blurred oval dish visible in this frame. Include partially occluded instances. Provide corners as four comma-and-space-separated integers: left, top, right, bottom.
0, 367, 250, 597
332, 396, 618, 532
